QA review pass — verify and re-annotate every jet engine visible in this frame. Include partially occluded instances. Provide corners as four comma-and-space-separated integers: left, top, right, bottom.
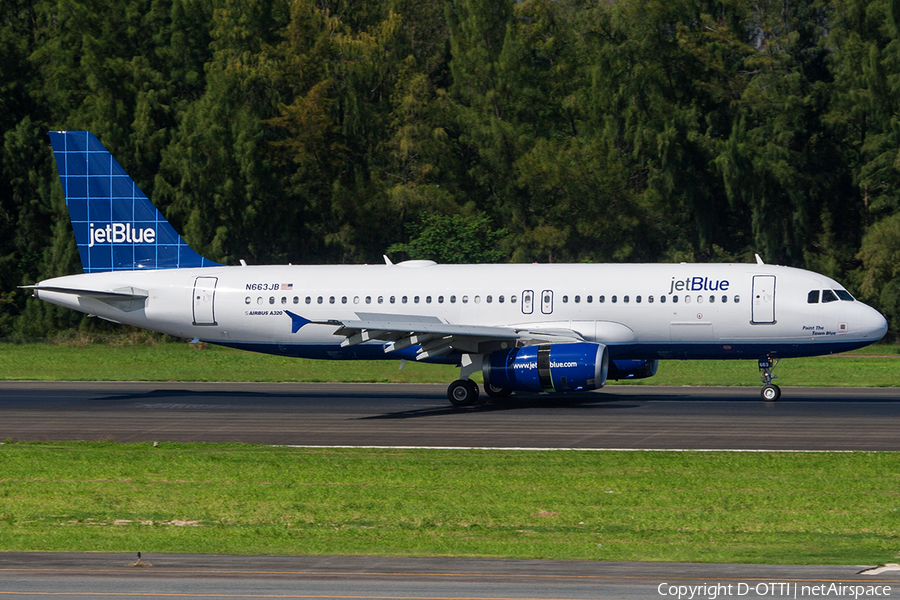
483, 342, 609, 393
608, 359, 659, 380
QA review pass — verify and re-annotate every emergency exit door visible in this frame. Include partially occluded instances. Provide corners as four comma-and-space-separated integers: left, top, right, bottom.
192, 276, 218, 326
751, 275, 776, 324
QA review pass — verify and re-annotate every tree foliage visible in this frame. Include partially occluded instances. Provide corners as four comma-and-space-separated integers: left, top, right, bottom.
1, 0, 900, 336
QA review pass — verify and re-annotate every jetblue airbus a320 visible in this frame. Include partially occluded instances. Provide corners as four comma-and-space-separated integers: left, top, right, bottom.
25, 131, 888, 405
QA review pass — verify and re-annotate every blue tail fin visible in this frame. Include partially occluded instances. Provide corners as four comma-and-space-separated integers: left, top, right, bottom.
48, 131, 221, 272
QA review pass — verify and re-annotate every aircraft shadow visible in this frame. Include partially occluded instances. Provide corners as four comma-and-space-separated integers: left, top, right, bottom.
361, 394, 641, 420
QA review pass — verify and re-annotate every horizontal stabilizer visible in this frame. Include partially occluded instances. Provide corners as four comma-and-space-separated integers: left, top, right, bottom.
22, 285, 149, 312
22, 285, 149, 299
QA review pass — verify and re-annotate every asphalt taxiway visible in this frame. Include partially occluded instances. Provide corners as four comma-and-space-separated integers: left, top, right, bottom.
0, 553, 898, 599
0, 381, 898, 450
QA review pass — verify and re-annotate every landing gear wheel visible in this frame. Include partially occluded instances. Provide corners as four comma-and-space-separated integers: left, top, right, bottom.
447, 379, 480, 406
484, 383, 512, 398
761, 384, 781, 402
758, 354, 781, 402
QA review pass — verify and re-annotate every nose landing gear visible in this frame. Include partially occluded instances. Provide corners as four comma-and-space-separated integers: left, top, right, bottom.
759, 354, 780, 402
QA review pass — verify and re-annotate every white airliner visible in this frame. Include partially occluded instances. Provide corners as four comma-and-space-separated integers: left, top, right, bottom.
25, 131, 889, 405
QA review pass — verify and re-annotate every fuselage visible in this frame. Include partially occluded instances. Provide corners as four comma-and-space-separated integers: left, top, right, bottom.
34, 261, 888, 363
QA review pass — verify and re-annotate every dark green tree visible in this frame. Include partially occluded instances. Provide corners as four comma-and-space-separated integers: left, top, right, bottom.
387, 212, 509, 263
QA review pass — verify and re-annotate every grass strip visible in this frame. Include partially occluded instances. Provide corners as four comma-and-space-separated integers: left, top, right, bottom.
0, 342, 898, 386
0, 441, 898, 565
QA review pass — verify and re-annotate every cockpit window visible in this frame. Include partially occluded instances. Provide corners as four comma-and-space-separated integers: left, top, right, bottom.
835, 289, 855, 301
821, 289, 839, 303
807, 290, 819, 304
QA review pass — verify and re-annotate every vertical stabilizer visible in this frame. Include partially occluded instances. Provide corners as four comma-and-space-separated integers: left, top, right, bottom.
48, 131, 221, 272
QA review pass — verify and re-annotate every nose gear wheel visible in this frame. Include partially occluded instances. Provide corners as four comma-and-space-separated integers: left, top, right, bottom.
758, 354, 780, 402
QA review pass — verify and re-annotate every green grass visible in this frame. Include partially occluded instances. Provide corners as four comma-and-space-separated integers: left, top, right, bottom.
0, 342, 898, 387
0, 442, 897, 564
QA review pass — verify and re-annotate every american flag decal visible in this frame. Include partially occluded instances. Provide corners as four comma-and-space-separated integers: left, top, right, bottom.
282, 283, 293, 290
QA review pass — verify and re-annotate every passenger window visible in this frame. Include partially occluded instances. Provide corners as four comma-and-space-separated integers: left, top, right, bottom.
451, 295, 457, 303
438, 296, 444, 303
822, 289, 839, 303
402, 296, 407, 304
306, 296, 312, 304
587, 295, 593, 303
612, 295, 618, 303
599, 295, 606, 303
414, 296, 419, 303
562, 295, 569, 303
245, 296, 251, 304
329, 296, 335, 304
734, 295, 740, 303
672, 295, 678, 303
624, 295, 629, 303
390, 296, 396, 304
294, 296, 299, 304
709, 295, 715, 303
660, 295, 666, 303
511, 295, 517, 303
722, 295, 727, 303
575, 295, 581, 303
281, 297, 287, 304
648, 296, 654, 303
684, 295, 691, 303
270, 296, 275, 304
487, 295, 492, 303
257, 297, 263, 304
341, 296, 347, 304
474, 296, 480, 303
636, 296, 641, 303
353, 296, 359, 304
426, 296, 432, 303
499, 295, 505, 303
462, 295, 468, 303
365, 296, 371, 304
317, 296, 323, 304
696, 295, 703, 304
807, 290, 820, 304
378, 296, 384, 304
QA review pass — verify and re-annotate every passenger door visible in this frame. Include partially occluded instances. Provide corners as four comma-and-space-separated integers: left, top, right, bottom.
751, 275, 776, 324
192, 276, 218, 326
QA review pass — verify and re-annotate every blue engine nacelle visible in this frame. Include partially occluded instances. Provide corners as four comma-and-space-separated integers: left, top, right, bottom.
608, 359, 659, 380
483, 342, 609, 393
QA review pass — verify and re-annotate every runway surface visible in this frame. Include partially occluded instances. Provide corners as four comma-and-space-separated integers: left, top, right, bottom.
1, 381, 898, 450
0, 553, 898, 599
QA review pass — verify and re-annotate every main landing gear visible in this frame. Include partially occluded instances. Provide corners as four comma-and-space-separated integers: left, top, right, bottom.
447, 379, 479, 406
447, 354, 483, 406
446, 353, 513, 406
484, 383, 513, 398
446, 380, 513, 406
758, 354, 781, 402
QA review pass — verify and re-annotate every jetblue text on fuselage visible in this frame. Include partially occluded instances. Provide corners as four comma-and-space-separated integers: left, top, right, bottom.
88, 223, 156, 247
669, 276, 730, 294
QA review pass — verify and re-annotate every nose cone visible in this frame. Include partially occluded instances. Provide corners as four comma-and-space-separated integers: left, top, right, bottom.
860, 304, 889, 341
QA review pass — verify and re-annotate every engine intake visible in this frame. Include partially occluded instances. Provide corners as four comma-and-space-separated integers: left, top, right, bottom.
483, 342, 609, 393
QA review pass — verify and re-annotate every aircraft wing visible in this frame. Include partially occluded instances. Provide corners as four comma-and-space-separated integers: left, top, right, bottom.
288, 311, 584, 359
